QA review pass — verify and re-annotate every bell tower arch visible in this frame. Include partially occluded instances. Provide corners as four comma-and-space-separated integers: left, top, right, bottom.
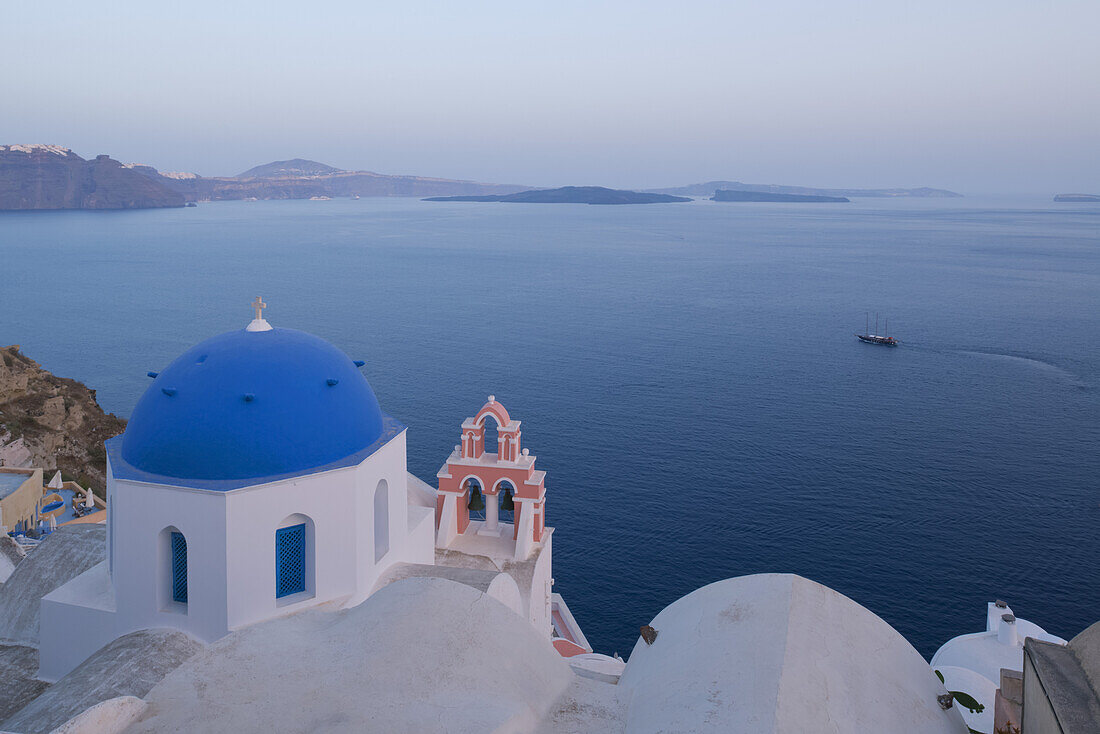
435, 396, 547, 559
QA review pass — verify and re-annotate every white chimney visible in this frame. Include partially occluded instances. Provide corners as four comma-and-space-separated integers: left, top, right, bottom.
998, 614, 1018, 646
988, 600, 1012, 632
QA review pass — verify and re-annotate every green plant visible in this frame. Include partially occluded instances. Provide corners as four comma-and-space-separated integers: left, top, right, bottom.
934, 670, 986, 715
952, 690, 985, 714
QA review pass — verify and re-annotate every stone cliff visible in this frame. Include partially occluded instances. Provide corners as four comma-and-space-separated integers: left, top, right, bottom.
0, 145, 185, 210
0, 346, 125, 495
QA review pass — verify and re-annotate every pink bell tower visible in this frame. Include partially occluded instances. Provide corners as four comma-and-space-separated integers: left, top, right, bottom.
435, 396, 547, 559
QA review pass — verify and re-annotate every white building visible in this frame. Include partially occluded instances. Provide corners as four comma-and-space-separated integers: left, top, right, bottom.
930, 600, 1066, 733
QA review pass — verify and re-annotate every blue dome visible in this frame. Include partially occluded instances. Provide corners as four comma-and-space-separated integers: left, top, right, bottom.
121, 327, 385, 482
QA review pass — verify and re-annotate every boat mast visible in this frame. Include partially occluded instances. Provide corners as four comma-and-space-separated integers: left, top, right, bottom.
865, 312, 869, 336
875, 313, 879, 337
885, 319, 888, 337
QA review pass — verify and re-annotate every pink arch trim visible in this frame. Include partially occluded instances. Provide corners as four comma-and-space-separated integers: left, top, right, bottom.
475, 399, 511, 428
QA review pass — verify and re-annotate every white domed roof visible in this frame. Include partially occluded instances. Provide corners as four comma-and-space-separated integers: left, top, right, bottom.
125, 577, 573, 733
619, 574, 967, 734
930, 601, 1066, 685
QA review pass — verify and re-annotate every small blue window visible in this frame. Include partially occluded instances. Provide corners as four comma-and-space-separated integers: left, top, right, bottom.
276, 524, 306, 598
170, 531, 188, 604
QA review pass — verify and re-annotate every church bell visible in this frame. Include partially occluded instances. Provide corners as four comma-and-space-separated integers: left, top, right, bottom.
500, 488, 515, 511
467, 486, 485, 512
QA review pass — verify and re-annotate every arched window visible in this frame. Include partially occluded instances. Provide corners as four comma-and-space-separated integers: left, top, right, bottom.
170, 532, 188, 603
494, 479, 516, 525
275, 514, 314, 602
463, 477, 486, 521
276, 524, 306, 598
374, 479, 389, 563
482, 414, 502, 458
159, 525, 187, 611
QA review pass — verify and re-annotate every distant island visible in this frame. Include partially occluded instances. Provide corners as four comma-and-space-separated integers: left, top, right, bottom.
237, 159, 343, 178
1053, 193, 1100, 202
650, 180, 961, 198
424, 186, 691, 205
712, 189, 849, 203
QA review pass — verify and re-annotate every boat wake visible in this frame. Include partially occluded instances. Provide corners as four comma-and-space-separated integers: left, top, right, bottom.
957, 350, 1088, 389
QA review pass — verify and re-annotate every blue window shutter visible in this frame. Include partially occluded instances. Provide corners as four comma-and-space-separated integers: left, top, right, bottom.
276, 524, 306, 598
171, 532, 188, 604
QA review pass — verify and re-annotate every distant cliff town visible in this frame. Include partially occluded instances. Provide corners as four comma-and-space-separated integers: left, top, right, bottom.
0, 145, 185, 210
0, 148, 526, 211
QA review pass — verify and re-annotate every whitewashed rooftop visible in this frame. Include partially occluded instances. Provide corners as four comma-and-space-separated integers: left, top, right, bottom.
618, 574, 968, 734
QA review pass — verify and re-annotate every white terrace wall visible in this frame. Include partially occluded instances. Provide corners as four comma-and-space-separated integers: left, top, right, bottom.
530, 531, 553, 636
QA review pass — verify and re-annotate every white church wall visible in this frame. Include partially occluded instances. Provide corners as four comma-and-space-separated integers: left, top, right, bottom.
223, 431, 422, 629
41, 427, 439, 681
42, 470, 233, 680
224, 465, 359, 629
353, 431, 423, 594
109, 477, 229, 643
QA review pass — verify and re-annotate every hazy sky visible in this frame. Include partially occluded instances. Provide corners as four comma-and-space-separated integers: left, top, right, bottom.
3, 1, 1098, 193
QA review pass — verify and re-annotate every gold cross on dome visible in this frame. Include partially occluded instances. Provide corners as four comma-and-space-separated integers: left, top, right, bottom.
251, 296, 266, 321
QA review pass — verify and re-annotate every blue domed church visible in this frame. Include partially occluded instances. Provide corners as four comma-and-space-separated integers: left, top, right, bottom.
37, 301, 446, 679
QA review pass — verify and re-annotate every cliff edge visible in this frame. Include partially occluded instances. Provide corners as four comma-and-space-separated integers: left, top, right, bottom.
0, 145, 185, 210
0, 346, 125, 495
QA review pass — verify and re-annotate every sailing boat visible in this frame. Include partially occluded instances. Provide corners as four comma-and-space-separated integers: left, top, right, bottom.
856, 313, 898, 346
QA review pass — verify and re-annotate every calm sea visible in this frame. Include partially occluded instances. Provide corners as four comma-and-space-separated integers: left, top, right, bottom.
1, 196, 1097, 657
